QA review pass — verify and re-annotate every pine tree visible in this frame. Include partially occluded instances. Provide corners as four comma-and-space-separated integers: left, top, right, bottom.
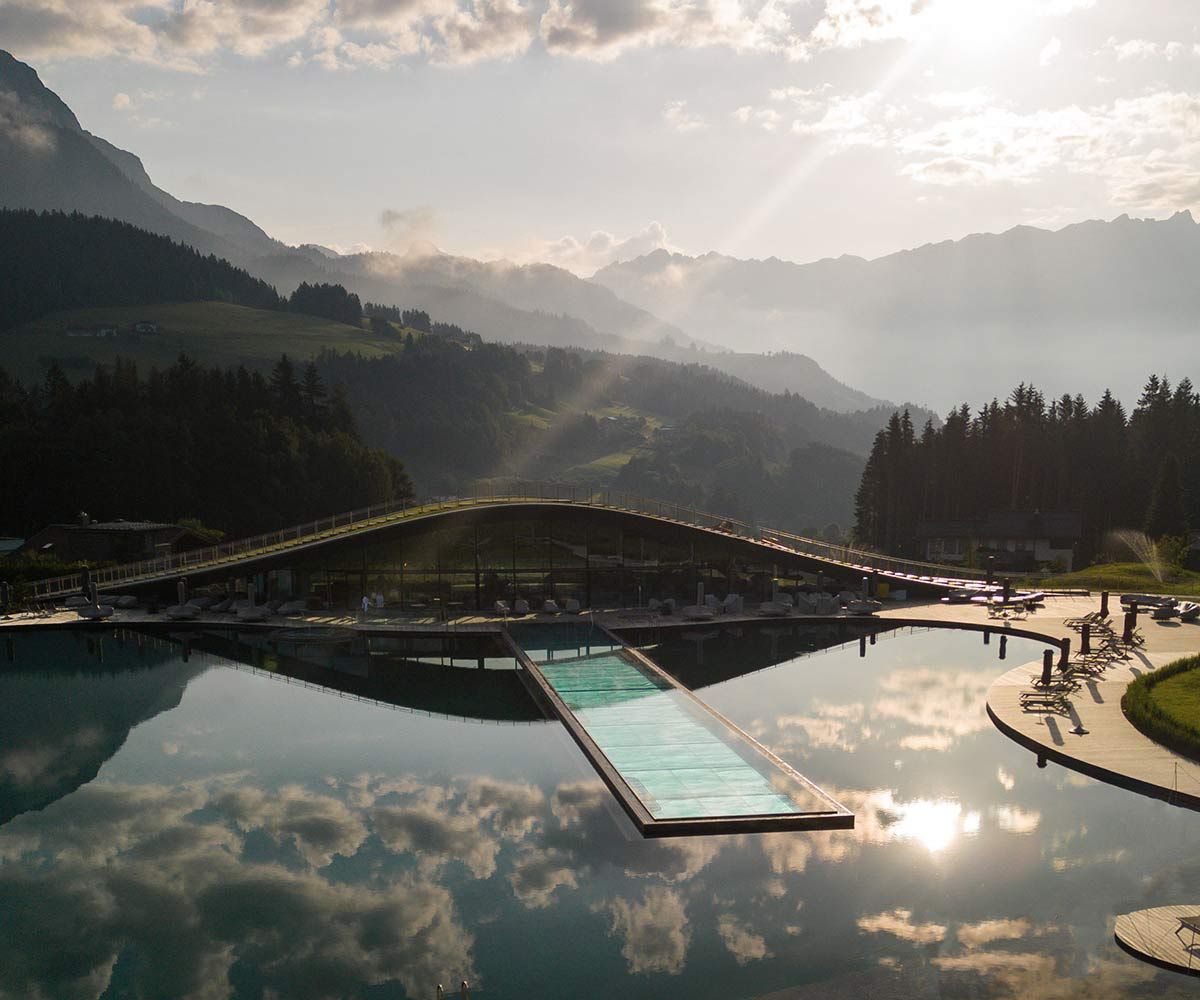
1144, 453, 1189, 540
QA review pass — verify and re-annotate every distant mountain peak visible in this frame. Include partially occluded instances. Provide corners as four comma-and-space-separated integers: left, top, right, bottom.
0, 49, 81, 132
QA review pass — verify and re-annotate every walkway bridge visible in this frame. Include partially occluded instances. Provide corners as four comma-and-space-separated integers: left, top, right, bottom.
25, 483, 988, 601
504, 620, 853, 836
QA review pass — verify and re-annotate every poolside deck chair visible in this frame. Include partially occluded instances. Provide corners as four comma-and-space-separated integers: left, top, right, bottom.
494, 600, 510, 615
542, 599, 560, 614
514, 599, 530, 615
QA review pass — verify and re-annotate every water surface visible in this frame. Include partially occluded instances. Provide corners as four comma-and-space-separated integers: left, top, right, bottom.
1, 624, 1197, 999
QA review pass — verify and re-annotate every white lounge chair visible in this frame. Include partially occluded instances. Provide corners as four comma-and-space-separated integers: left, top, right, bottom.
542, 599, 560, 614
564, 598, 581, 614
514, 599, 530, 615
494, 600, 510, 615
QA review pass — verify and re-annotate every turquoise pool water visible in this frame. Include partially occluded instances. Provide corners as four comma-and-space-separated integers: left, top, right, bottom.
538, 652, 819, 820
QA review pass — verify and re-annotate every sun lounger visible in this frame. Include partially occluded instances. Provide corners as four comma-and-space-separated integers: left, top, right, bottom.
564, 598, 581, 614
76, 604, 115, 620
494, 600, 510, 615
513, 599, 530, 615
542, 599, 560, 614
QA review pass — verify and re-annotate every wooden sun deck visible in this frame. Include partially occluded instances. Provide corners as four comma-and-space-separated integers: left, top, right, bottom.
1116, 906, 1200, 977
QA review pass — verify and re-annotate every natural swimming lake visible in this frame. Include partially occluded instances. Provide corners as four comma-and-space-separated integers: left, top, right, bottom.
1, 623, 1195, 998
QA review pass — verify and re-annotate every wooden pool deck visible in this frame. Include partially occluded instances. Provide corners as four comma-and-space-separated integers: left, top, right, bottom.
1116, 905, 1200, 977
967, 595, 1200, 810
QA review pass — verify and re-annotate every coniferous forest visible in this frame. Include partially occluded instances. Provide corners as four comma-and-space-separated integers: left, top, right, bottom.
0, 354, 413, 539
0, 210, 285, 330
852, 378, 1199, 564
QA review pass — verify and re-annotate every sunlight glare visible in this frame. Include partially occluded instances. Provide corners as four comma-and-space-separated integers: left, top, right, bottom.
890, 798, 963, 853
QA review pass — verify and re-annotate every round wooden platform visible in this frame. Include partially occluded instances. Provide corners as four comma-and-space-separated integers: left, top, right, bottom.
1115, 905, 1200, 977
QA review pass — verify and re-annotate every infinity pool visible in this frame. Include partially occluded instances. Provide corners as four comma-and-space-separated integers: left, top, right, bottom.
1, 623, 1196, 999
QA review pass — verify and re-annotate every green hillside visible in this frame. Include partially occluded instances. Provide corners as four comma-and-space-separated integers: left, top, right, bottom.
5, 301, 408, 382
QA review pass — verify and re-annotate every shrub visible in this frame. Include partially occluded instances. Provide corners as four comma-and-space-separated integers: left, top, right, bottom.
1122, 655, 1200, 762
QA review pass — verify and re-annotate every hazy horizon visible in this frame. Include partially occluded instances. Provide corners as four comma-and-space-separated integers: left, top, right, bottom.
4, 0, 1198, 273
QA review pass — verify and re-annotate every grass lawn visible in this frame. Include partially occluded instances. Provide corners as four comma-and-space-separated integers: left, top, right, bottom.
3, 301, 411, 382
1028, 562, 1200, 597
1123, 655, 1200, 761
563, 449, 637, 481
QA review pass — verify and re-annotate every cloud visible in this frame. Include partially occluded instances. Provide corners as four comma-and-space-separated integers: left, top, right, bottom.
662, 99, 706, 133
111, 91, 132, 110
733, 104, 783, 131
896, 90, 1200, 213
436, 0, 534, 63
955, 917, 1031, 949
0, 779, 478, 1000
857, 908, 947, 944
1039, 35, 1061, 67
792, 0, 926, 61
717, 913, 772, 964
379, 205, 439, 248
538, 0, 799, 62
599, 886, 691, 974
1100, 36, 1189, 62
524, 220, 676, 275
992, 804, 1040, 834
212, 784, 369, 867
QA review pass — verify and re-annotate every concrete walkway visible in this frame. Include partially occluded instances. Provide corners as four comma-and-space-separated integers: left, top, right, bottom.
970, 595, 1200, 810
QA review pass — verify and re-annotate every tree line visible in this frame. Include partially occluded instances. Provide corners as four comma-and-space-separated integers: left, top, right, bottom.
852, 377, 1198, 563
0, 354, 413, 540
0, 210, 284, 330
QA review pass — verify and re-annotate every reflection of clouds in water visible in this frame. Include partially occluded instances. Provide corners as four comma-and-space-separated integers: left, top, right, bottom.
932, 952, 1158, 998
761, 667, 994, 756
374, 803, 504, 879
857, 908, 947, 944
955, 918, 1032, 948
598, 887, 691, 975
717, 913, 772, 964
0, 770, 737, 996
507, 846, 579, 908
547, 781, 724, 884
992, 804, 1040, 835
873, 667, 994, 751
758, 787, 979, 872
0, 726, 104, 786
214, 784, 368, 868
0, 781, 475, 1000
775, 701, 866, 752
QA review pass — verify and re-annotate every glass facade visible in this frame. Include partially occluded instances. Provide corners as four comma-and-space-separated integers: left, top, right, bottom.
247, 507, 797, 612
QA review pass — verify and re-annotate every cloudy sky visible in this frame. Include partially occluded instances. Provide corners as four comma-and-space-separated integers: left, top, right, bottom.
5, 0, 1199, 272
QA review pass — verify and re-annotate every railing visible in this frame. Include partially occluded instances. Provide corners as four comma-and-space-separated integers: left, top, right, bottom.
24, 480, 984, 599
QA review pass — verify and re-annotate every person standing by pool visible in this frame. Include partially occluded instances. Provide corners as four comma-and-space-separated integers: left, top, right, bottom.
361, 595, 370, 617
